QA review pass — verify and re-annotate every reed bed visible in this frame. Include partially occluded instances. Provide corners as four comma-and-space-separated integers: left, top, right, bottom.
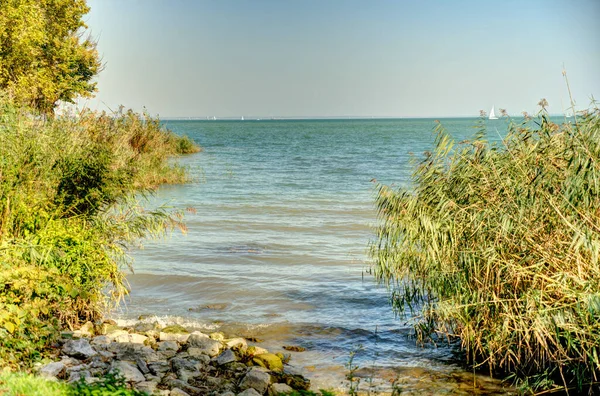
371, 105, 600, 393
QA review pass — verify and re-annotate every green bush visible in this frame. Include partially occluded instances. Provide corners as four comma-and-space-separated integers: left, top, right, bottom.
371, 105, 600, 392
0, 96, 198, 368
0, 371, 70, 396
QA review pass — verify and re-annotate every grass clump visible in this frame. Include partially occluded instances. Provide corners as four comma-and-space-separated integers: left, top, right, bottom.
0, 96, 199, 368
0, 371, 70, 396
371, 103, 600, 393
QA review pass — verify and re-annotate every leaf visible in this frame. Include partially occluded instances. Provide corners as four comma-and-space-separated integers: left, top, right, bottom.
4, 321, 15, 334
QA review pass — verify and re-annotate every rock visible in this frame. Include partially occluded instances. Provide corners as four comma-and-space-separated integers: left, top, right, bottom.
148, 361, 170, 376
62, 338, 98, 359
38, 361, 66, 379
110, 361, 145, 383
110, 343, 159, 363
171, 357, 200, 382
170, 388, 191, 396
187, 334, 221, 357
106, 329, 129, 341
114, 333, 131, 343
73, 321, 95, 338
128, 333, 148, 344
68, 370, 91, 383
90, 335, 111, 348
103, 319, 117, 326
187, 348, 211, 364
209, 332, 225, 341
59, 357, 81, 367
252, 353, 283, 372
214, 349, 236, 366
268, 383, 294, 396
135, 380, 158, 394
245, 346, 268, 357
276, 372, 310, 391
159, 332, 190, 343
219, 392, 236, 396
224, 337, 247, 350
238, 389, 262, 396
136, 356, 150, 375
134, 321, 158, 333
157, 340, 179, 352
239, 367, 271, 394
161, 324, 189, 334
165, 379, 204, 395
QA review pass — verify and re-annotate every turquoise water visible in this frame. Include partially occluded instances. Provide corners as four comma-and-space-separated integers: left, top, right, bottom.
120, 118, 517, 392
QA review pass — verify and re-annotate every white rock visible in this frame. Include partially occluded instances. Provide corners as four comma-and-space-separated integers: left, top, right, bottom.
135, 380, 158, 394
128, 333, 148, 344
224, 337, 247, 350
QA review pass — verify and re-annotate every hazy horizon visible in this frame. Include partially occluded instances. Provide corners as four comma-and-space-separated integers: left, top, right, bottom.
81, 0, 600, 118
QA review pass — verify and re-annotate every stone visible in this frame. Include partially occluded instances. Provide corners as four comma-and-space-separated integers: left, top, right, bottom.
110, 343, 159, 363
90, 335, 111, 347
209, 332, 225, 341
187, 334, 221, 357
159, 332, 189, 343
157, 340, 179, 352
219, 392, 236, 396
187, 348, 211, 363
80, 321, 95, 336
253, 353, 283, 372
135, 380, 158, 394
239, 367, 271, 394
165, 379, 204, 395
214, 349, 236, 366
62, 338, 98, 359
68, 370, 91, 383
136, 356, 150, 374
171, 357, 200, 381
106, 329, 129, 341
114, 333, 131, 343
161, 324, 189, 334
148, 361, 170, 376
128, 333, 148, 344
134, 321, 158, 333
245, 346, 268, 357
238, 389, 262, 396
59, 357, 81, 367
224, 337, 247, 350
268, 383, 294, 396
110, 361, 145, 383
38, 361, 66, 378
170, 388, 191, 396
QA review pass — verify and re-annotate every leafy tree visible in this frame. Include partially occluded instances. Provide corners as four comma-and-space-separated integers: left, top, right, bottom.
0, 0, 100, 115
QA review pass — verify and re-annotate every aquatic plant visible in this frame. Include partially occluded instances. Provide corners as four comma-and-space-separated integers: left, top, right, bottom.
371, 102, 600, 392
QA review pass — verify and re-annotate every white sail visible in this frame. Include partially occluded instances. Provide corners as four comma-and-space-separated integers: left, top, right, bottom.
489, 106, 498, 120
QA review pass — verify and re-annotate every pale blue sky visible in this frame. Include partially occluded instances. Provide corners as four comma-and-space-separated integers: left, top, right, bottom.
83, 0, 600, 117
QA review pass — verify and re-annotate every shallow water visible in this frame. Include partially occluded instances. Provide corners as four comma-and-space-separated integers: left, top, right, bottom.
116, 118, 521, 393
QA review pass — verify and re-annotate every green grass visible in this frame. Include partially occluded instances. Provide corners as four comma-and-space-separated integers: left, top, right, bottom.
371, 103, 600, 393
0, 372, 69, 396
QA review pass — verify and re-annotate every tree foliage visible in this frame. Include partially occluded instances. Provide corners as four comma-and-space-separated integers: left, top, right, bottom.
0, 0, 100, 114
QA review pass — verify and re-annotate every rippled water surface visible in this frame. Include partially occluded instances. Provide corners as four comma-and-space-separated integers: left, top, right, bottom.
119, 118, 517, 393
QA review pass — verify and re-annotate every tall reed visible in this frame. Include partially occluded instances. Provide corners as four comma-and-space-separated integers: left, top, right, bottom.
371, 104, 600, 393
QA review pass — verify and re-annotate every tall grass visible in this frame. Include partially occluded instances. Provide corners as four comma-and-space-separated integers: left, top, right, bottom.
371, 103, 600, 393
0, 96, 200, 367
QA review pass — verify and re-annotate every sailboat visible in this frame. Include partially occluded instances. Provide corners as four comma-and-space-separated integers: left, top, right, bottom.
489, 106, 498, 120
241, 116, 244, 121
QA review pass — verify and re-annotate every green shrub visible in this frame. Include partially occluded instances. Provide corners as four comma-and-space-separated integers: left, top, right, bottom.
371, 105, 600, 392
0, 96, 194, 368
70, 372, 148, 396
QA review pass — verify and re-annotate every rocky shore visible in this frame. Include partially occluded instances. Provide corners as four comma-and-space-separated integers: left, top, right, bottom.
36, 320, 315, 396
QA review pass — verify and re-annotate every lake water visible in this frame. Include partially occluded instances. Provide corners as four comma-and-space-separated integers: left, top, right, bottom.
117, 118, 518, 394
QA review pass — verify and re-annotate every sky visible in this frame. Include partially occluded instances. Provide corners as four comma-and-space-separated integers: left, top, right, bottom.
81, 0, 600, 118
